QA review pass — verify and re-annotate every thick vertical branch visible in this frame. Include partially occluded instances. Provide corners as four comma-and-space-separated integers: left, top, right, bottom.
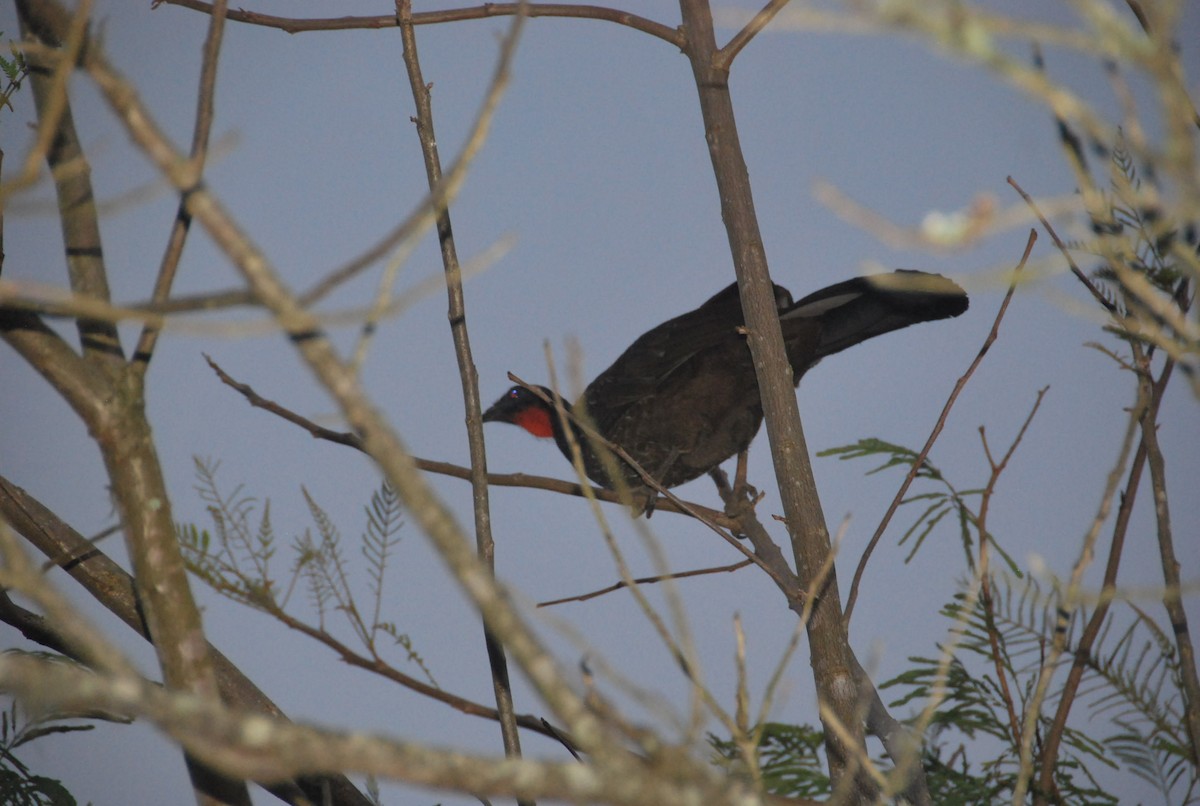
11, 5, 250, 804
18, 0, 122, 365
394, 0, 527, 783
1137, 354, 1200, 768
676, 0, 870, 799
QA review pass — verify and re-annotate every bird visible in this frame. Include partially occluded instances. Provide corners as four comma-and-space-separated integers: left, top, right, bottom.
483, 270, 968, 498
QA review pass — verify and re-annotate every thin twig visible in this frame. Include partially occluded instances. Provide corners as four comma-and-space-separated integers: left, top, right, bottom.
537, 559, 752, 607
1134, 347, 1200, 769
132, 0, 227, 369
843, 229, 1035, 625
1006, 176, 1114, 311
815, 180, 1081, 251
252, 589, 575, 748
1013, 367, 1149, 805
159, 0, 685, 49
976, 387, 1049, 749
1034, 358, 1166, 792
715, 0, 791, 71
202, 353, 740, 528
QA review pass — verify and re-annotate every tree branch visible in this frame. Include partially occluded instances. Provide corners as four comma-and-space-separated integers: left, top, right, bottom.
676, 0, 874, 799
18, 0, 123, 365
203, 352, 743, 528
158, 0, 685, 48
132, 0, 228, 369
0, 652, 746, 805
714, 0, 790, 71
537, 559, 753, 608
394, 0, 527, 784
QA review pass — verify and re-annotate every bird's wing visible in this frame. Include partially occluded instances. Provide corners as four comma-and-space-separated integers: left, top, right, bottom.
580, 283, 758, 430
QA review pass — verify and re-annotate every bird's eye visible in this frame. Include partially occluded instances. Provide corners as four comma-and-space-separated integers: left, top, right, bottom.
508, 387, 522, 398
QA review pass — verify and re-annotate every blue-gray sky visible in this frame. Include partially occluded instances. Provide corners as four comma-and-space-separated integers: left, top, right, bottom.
1, 1, 1197, 803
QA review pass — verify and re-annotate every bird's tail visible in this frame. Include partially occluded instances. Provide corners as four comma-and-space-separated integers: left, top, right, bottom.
781, 269, 969, 361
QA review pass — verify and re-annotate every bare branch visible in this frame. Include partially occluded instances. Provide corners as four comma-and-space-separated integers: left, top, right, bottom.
677, 0, 873, 797
203, 353, 741, 528
537, 559, 753, 607
976, 387, 1050, 750
158, 0, 685, 48
394, 0, 528, 781
132, 0, 229, 369
0, 652, 748, 805
715, 0, 790, 71
18, 0, 123, 365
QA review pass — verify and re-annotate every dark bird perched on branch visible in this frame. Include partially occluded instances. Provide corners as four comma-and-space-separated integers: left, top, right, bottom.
484, 270, 968, 496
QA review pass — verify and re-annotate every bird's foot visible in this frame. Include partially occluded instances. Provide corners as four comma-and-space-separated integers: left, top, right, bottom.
729, 450, 762, 510
631, 488, 658, 518
709, 456, 762, 535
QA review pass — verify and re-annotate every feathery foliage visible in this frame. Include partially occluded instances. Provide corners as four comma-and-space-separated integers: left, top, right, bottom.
817, 438, 1019, 574
0, 679, 93, 806
709, 722, 830, 799
0, 33, 26, 114
178, 459, 435, 685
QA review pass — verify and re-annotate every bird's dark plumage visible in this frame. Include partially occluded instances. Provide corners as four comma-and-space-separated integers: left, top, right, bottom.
483, 270, 968, 491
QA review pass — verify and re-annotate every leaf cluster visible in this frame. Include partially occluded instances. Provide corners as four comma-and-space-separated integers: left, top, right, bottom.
736, 397, 1198, 804
711, 575, 1195, 803
178, 458, 434, 683
818, 438, 1019, 575
0, 31, 27, 114
709, 722, 830, 799
1088, 138, 1191, 302
0, 692, 90, 806
883, 583, 1123, 804
1062, 131, 1198, 378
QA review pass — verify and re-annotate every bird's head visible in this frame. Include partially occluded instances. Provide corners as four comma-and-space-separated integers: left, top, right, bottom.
482, 385, 561, 438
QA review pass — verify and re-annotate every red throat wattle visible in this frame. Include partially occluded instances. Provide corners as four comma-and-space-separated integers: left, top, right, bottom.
513, 406, 555, 438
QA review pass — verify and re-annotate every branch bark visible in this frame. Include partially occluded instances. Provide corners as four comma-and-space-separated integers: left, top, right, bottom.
160, 0, 684, 48
395, 0, 526, 780
74, 0, 655, 782
676, 0, 873, 800
11, 4, 250, 803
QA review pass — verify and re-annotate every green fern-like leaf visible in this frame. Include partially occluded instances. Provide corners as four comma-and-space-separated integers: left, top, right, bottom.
377, 622, 438, 687
819, 437, 944, 482
0, 696, 91, 806
709, 722, 830, 799
363, 482, 403, 603
0, 770, 77, 806
183, 464, 433, 679
292, 528, 334, 628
